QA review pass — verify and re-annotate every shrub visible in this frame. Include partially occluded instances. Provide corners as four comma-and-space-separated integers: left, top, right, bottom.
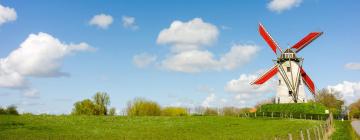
6, 105, 19, 115
109, 107, 116, 116
222, 107, 240, 116
258, 103, 327, 114
0, 107, 5, 114
71, 92, 112, 115
72, 99, 96, 115
161, 107, 188, 116
203, 108, 218, 116
0, 105, 19, 115
127, 98, 161, 116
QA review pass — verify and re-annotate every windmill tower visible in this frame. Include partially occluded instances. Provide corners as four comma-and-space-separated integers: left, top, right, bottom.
251, 23, 322, 103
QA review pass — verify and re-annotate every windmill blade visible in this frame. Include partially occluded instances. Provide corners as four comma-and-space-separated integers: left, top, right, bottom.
300, 67, 316, 95
251, 65, 278, 85
259, 23, 282, 55
291, 32, 323, 53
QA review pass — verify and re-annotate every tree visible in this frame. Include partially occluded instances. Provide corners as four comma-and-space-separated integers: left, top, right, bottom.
93, 92, 110, 115
203, 108, 218, 116
0, 105, 19, 115
71, 92, 113, 115
109, 107, 116, 116
350, 99, 360, 118
72, 99, 96, 115
6, 105, 19, 115
222, 107, 240, 116
312, 88, 344, 114
127, 98, 161, 116
0, 107, 5, 114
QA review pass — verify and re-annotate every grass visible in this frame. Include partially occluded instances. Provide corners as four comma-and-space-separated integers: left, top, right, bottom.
331, 120, 359, 140
0, 115, 323, 140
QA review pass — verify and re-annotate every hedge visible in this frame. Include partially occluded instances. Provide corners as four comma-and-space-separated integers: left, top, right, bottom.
258, 103, 327, 114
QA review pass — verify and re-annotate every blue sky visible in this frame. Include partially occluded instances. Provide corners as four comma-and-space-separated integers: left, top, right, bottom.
0, 0, 359, 114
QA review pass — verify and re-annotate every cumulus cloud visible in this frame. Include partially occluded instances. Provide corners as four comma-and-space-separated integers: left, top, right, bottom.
225, 73, 276, 105
133, 53, 157, 68
219, 45, 259, 70
161, 50, 218, 73
201, 93, 216, 107
122, 16, 138, 30
327, 81, 360, 104
200, 93, 229, 108
0, 32, 93, 89
157, 18, 219, 52
267, 0, 302, 13
161, 44, 259, 73
0, 4, 17, 26
89, 14, 113, 29
345, 62, 360, 70
155, 18, 259, 73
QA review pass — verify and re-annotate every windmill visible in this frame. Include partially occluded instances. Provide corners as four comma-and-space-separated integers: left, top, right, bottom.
251, 23, 322, 103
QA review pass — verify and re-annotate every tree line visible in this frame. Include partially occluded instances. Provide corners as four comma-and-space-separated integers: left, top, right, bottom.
0, 88, 356, 118
71, 92, 254, 116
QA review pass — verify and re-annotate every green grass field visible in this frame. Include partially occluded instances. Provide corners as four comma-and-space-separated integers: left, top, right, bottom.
0, 115, 323, 140
331, 121, 359, 140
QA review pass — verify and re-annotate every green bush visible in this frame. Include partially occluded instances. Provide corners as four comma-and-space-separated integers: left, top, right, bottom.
258, 103, 327, 114
0, 105, 19, 115
0, 107, 5, 114
222, 107, 240, 116
71, 92, 114, 115
72, 99, 97, 115
203, 108, 218, 116
108, 107, 116, 116
127, 98, 161, 116
161, 107, 188, 116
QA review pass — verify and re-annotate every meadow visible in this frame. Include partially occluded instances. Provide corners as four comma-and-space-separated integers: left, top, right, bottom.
0, 115, 323, 140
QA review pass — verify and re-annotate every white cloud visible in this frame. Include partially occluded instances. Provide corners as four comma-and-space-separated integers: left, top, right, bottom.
0, 32, 94, 89
136, 18, 259, 73
267, 0, 302, 13
225, 74, 275, 94
157, 18, 219, 52
0, 4, 17, 26
345, 62, 360, 70
122, 16, 138, 30
89, 14, 113, 29
161, 44, 259, 73
220, 45, 259, 70
327, 81, 360, 105
161, 50, 219, 73
225, 73, 276, 105
200, 93, 233, 108
201, 93, 216, 107
155, 18, 258, 73
23, 89, 40, 98
133, 53, 157, 68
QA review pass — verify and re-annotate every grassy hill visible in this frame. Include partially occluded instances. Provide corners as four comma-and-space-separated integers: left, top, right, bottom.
0, 115, 322, 140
